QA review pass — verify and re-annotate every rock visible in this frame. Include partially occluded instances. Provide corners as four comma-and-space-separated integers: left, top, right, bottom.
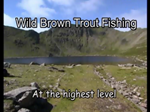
132, 91, 136, 95
118, 64, 124, 67
53, 86, 57, 90
49, 85, 53, 88
132, 95, 139, 99
123, 92, 129, 97
118, 90, 123, 94
18, 108, 31, 112
115, 84, 120, 90
76, 64, 81, 66
29, 97, 53, 112
111, 77, 115, 80
117, 104, 122, 110
14, 105, 21, 111
105, 80, 110, 86
18, 91, 37, 107
125, 63, 134, 67
133, 87, 138, 92
30, 82, 40, 88
111, 85, 116, 89
40, 63, 46, 66
121, 80, 126, 84
108, 75, 112, 78
140, 103, 147, 108
42, 85, 47, 89
4, 62, 11, 68
127, 98, 131, 100
57, 78, 60, 82
138, 97, 144, 101
49, 66, 65, 72
3, 68, 10, 77
34, 97, 48, 106
29, 62, 39, 65
58, 69, 65, 72
99, 76, 103, 79
102, 79, 106, 82
66, 66, 73, 68
144, 99, 147, 103
132, 98, 140, 104
120, 85, 127, 90
106, 106, 110, 108
142, 62, 147, 67
136, 92, 141, 97
55, 83, 60, 87
4, 86, 38, 100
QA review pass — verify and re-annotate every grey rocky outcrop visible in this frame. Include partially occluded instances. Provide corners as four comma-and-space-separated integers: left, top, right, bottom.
4, 86, 38, 100
4, 85, 53, 112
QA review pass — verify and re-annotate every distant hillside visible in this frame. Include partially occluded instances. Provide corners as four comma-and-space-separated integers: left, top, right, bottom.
4, 25, 147, 58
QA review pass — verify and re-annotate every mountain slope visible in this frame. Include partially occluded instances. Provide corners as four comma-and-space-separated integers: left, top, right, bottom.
4, 25, 147, 58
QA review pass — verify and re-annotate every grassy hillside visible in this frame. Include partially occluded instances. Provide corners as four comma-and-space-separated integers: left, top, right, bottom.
4, 64, 144, 112
4, 25, 147, 59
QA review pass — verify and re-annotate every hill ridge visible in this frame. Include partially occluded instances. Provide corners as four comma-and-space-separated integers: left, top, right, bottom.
4, 25, 147, 58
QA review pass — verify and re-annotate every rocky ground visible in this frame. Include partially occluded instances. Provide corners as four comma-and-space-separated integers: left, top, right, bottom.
4, 63, 147, 112
94, 64, 147, 112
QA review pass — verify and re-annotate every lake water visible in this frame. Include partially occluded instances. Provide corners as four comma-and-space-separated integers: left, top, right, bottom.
4, 56, 136, 65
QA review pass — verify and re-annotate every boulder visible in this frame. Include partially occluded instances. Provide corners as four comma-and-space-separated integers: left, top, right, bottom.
123, 92, 129, 97
66, 65, 73, 68
18, 108, 31, 112
121, 80, 126, 84
4, 62, 11, 68
76, 64, 81, 66
40, 63, 46, 66
30, 82, 40, 89
125, 63, 134, 67
132, 95, 138, 99
3, 68, 10, 77
49, 85, 53, 88
4, 86, 38, 100
133, 87, 138, 92
131, 98, 140, 104
136, 92, 141, 97
29, 62, 39, 65
138, 97, 144, 101
29, 97, 53, 112
140, 103, 147, 108
17, 91, 37, 107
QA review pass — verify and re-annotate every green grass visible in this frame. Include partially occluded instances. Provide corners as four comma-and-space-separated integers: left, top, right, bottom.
4, 64, 143, 112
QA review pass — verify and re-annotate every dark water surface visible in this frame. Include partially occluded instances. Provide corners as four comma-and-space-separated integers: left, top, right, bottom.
4, 56, 136, 65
